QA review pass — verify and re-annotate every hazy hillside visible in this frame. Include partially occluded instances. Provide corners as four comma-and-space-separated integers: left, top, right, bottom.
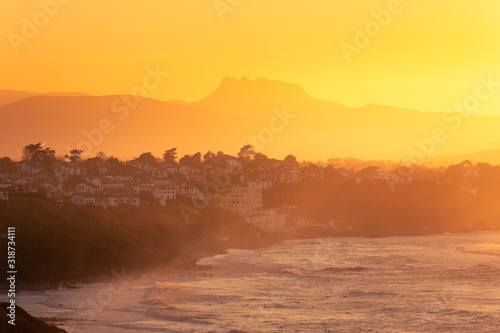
0, 89, 89, 107
0, 95, 262, 160
426, 148, 500, 167
2, 78, 500, 161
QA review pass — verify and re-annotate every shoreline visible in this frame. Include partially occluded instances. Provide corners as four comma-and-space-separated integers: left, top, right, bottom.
15, 230, 500, 333
11, 229, 500, 333
15, 227, 499, 294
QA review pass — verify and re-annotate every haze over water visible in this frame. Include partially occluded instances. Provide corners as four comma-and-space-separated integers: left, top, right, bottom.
20, 231, 500, 332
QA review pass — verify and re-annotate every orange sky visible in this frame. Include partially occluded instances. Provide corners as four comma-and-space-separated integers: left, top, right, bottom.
1, 0, 500, 115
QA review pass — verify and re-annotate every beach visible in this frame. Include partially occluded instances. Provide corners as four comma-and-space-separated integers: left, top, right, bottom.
16, 231, 500, 332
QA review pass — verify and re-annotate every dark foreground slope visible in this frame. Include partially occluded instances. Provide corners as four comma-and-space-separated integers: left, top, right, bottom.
0, 197, 266, 290
0, 302, 67, 333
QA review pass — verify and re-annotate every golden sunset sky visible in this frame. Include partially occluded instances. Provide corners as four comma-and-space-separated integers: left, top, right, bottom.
1, 0, 500, 114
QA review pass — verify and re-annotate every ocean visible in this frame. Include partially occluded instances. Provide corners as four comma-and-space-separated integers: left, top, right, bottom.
20, 231, 500, 332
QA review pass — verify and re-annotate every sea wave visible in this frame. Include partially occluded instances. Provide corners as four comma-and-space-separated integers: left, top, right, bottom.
319, 266, 368, 273
280, 268, 307, 276
458, 247, 500, 258
346, 290, 398, 298
147, 305, 214, 324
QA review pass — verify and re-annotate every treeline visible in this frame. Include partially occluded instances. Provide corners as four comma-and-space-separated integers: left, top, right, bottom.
2, 143, 500, 181
0, 143, 301, 175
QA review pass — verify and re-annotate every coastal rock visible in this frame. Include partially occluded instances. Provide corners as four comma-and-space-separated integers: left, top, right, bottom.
0, 302, 67, 332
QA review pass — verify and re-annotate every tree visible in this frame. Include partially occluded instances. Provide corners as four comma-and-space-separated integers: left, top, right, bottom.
284, 154, 299, 168
251, 152, 269, 169
203, 151, 216, 165
238, 145, 255, 162
22, 143, 56, 163
179, 153, 202, 168
445, 160, 474, 184
179, 155, 191, 167
96, 151, 108, 161
163, 148, 178, 165
84, 155, 105, 175
64, 149, 84, 163
192, 152, 202, 167
476, 162, 494, 179
105, 156, 123, 168
104, 156, 135, 176
85, 155, 104, 166
135, 152, 157, 166
254, 152, 268, 161
0, 157, 17, 174
357, 166, 379, 178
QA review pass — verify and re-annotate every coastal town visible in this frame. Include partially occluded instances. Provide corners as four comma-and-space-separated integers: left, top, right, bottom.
2, 142, 494, 237
0, 144, 376, 235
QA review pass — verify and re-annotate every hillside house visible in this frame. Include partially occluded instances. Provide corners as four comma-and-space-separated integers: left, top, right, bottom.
219, 186, 262, 214
153, 185, 176, 205
71, 194, 96, 206
243, 209, 286, 233
76, 182, 100, 194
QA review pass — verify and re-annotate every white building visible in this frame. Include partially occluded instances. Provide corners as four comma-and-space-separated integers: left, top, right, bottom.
243, 209, 286, 233
328, 220, 354, 232
76, 182, 100, 194
19, 162, 42, 175
226, 158, 242, 171
153, 179, 173, 187
182, 187, 204, 201
101, 181, 124, 190
219, 186, 262, 214
53, 163, 83, 176
104, 195, 140, 208
280, 169, 301, 183
135, 182, 154, 193
153, 185, 177, 206
179, 167, 205, 182
247, 181, 273, 190
71, 194, 96, 206
295, 217, 317, 226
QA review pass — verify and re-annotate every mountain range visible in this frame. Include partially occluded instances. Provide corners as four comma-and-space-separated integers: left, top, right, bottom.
1, 77, 500, 164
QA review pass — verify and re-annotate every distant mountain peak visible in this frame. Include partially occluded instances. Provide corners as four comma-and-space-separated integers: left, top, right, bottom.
0, 89, 91, 107
216, 76, 307, 93
194, 76, 315, 116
